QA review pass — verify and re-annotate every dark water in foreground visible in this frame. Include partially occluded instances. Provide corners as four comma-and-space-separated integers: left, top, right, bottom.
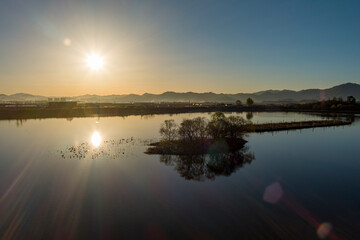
0, 112, 359, 239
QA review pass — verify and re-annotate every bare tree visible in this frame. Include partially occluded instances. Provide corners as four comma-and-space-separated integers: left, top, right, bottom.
211, 111, 226, 121
178, 117, 208, 142
178, 119, 197, 142
159, 119, 178, 142
226, 116, 248, 138
193, 117, 208, 141
207, 112, 228, 139
160, 112, 249, 145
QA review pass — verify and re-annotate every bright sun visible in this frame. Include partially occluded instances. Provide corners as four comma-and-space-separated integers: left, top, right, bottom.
86, 53, 104, 71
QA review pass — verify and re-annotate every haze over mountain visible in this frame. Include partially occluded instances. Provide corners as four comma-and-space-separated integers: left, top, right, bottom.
1, 83, 359, 104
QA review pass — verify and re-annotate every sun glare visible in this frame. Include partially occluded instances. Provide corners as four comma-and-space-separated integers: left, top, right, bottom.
91, 131, 102, 147
86, 53, 104, 71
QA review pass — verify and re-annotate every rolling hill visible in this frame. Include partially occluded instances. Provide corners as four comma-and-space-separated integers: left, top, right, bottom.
1, 83, 359, 104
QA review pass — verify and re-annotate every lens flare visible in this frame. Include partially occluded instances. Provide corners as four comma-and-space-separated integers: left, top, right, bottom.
63, 38, 71, 46
263, 182, 283, 204
317, 222, 332, 239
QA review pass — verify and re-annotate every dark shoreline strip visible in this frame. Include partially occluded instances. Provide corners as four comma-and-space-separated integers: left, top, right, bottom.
250, 120, 351, 133
0, 105, 359, 120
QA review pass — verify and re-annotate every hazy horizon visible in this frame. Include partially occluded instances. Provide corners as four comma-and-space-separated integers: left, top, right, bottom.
3, 80, 359, 97
1, 82, 358, 97
2, 82, 359, 98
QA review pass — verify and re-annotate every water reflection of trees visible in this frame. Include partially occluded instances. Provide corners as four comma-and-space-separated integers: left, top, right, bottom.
16, 119, 27, 127
159, 147, 255, 181
246, 112, 254, 120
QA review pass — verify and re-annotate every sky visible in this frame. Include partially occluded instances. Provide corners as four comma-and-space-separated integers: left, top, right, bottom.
0, 0, 360, 96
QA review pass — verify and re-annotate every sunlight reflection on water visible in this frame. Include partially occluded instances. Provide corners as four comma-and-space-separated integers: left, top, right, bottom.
91, 131, 102, 148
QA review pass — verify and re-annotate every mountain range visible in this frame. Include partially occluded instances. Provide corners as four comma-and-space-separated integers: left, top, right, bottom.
1, 83, 359, 104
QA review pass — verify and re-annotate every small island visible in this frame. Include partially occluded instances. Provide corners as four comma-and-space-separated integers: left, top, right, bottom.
146, 112, 250, 155
146, 112, 352, 155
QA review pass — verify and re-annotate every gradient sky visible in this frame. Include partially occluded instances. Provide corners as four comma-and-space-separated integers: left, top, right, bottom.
1, 0, 360, 96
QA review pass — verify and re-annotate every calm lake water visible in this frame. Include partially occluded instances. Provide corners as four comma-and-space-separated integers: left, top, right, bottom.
0, 112, 358, 239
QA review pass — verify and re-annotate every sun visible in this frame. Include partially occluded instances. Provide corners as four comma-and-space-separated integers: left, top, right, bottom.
86, 53, 104, 71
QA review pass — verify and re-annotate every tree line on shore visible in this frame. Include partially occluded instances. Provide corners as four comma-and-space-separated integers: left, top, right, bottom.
285, 96, 358, 111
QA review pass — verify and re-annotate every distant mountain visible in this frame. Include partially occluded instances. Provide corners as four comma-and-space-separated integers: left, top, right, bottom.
0, 93, 47, 102
253, 89, 282, 96
1, 83, 359, 104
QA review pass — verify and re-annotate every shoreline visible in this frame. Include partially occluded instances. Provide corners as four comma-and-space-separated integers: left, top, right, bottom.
0, 105, 359, 120
251, 120, 352, 133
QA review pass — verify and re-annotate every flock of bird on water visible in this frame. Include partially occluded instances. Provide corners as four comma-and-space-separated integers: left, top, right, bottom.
58, 137, 154, 160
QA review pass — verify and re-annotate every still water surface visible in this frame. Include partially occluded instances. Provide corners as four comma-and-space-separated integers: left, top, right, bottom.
0, 112, 358, 239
